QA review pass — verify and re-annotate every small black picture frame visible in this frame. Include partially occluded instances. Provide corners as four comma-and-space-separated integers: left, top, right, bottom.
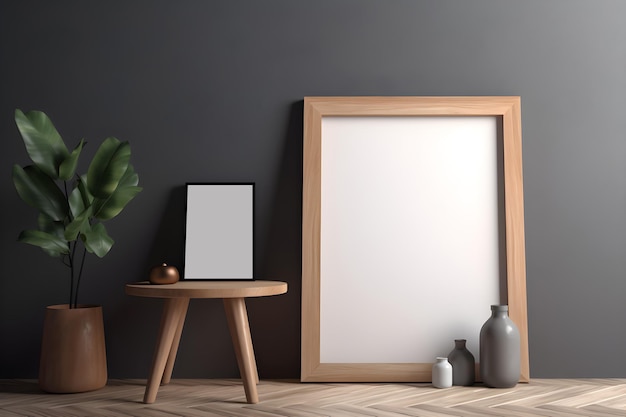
183, 183, 255, 280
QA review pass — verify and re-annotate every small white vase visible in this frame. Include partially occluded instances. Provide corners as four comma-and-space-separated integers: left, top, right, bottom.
432, 357, 452, 388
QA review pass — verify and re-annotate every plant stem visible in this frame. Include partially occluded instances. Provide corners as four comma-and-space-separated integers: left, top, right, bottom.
69, 242, 76, 309
73, 246, 88, 308
64, 181, 76, 309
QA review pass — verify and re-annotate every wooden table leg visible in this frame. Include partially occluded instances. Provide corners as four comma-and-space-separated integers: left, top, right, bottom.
162, 298, 189, 385
224, 298, 259, 385
223, 297, 259, 404
143, 297, 189, 404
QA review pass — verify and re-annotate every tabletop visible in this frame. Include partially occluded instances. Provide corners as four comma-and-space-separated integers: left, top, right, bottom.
125, 280, 288, 299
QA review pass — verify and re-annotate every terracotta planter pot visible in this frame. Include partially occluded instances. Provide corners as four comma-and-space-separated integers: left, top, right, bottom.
39, 304, 107, 393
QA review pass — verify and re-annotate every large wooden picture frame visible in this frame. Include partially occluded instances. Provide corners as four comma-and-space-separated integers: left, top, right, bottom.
301, 96, 529, 383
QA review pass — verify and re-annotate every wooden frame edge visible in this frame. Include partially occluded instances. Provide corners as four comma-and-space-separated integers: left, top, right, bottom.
301, 96, 528, 383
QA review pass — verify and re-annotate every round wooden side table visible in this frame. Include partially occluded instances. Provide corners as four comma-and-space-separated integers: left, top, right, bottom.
125, 280, 288, 404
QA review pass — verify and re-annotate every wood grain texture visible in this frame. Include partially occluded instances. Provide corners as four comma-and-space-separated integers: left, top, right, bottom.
161, 298, 189, 385
501, 99, 530, 383
2, 379, 626, 416
125, 280, 288, 299
144, 297, 189, 403
301, 97, 323, 383
301, 96, 529, 383
224, 298, 260, 404
126, 281, 287, 404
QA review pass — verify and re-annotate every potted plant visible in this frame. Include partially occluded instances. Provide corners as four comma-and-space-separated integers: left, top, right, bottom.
11, 109, 142, 393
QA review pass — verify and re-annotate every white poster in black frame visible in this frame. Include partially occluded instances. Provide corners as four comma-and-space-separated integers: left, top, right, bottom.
183, 183, 255, 280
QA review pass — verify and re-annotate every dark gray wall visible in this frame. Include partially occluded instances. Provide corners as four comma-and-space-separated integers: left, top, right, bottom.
1, 0, 625, 379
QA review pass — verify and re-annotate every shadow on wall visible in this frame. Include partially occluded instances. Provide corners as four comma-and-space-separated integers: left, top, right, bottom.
105, 185, 188, 378
251, 100, 304, 378
106, 101, 305, 379
144, 186, 188, 273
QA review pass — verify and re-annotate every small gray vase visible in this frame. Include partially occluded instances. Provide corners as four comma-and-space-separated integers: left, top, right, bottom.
448, 339, 475, 386
479, 305, 520, 388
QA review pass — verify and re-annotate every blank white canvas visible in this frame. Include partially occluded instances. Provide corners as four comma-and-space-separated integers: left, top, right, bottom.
184, 184, 253, 279
320, 116, 501, 363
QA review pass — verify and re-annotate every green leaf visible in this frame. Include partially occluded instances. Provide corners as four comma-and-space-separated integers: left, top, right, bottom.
14, 109, 69, 179
12, 164, 69, 221
77, 175, 94, 208
93, 186, 142, 220
68, 175, 93, 220
120, 163, 140, 187
59, 139, 85, 180
87, 137, 131, 198
92, 164, 142, 220
68, 186, 86, 220
37, 213, 65, 240
82, 222, 113, 258
64, 205, 93, 241
18, 229, 69, 257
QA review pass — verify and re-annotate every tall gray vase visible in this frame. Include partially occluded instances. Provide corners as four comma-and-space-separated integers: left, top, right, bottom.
479, 305, 520, 388
448, 339, 475, 386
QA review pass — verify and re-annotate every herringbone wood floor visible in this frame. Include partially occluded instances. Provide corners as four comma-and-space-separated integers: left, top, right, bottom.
1, 378, 626, 416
